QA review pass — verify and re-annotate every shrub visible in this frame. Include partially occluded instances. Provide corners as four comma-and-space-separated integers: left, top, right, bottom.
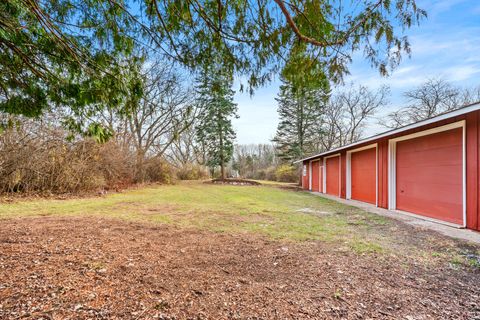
0, 118, 176, 194
176, 164, 209, 180
0, 132, 136, 194
143, 157, 176, 184
247, 166, 277, 181
96, 141, 135, 190
264, 166, 277, 181
274, 164, 298, 183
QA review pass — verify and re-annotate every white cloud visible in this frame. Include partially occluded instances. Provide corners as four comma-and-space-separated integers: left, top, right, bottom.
421, 0, 470, 18
442, 65, 480, 82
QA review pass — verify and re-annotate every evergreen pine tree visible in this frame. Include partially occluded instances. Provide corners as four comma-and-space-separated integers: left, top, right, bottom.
273, 76, 329, 161
195, 66, 238, 179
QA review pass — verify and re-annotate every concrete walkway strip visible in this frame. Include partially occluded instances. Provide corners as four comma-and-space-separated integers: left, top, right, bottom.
310, 192, 480, 245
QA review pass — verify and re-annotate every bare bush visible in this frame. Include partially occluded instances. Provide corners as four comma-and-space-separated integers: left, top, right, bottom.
176, 164, 209, 180
254, 166, 277, 181
142, 157, 176, 185
0, 116, 175, 195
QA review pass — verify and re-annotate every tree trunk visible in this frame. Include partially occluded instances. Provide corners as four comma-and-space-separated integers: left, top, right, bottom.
220, 162, 225, 179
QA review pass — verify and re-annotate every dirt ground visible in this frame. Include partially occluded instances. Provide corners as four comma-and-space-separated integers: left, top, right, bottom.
1, 217, 479, 319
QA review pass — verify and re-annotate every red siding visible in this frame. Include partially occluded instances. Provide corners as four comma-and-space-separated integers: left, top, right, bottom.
311, 161, 320, 192
299, 109, 480, 232
351, 147, 377, 204
466, 112, 479, 230
396, 128, 463, 225
326, 156, 340, 196
302, 161, 309, 190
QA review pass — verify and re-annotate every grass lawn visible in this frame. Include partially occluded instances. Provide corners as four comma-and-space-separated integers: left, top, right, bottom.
1, 181, 389, 251
1, 181, 479, 319
0, 181, 476, 257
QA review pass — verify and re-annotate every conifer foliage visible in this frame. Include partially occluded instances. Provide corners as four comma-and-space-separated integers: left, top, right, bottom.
1, 0, 426, 119
273, 77, 329, 161
195, 66, 238, 179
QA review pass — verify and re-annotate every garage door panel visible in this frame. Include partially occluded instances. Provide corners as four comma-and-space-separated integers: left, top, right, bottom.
397, 194, 462, 224
406, 134, 460, 151
398, 183, 462, 203
326, 156, 340, 196
397, 146, 462, 166
350, 147, 376, 205
396, 127, 463, 225
397, 165, 462, 184
311, 161, 320, 192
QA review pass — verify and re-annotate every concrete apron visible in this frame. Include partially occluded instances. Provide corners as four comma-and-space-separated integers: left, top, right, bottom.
309, 192, 480, 245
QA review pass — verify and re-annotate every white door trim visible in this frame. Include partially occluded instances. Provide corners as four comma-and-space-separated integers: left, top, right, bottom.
323, 153, 341, 197
319, 164, 324, 193
346, 143, 378, 206
387, 120, 466, 227
301, 163, 307, 189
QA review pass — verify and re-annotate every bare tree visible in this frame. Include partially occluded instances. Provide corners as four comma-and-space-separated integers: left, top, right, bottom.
340, 85, 389, 144
232, 144, 278, 178
320, 98, 344, 151
385, 79, 480, 128
127, 62, 197, 181
462, 86, 480, 103
319, 84, 388, 150
165, 126, 206, 169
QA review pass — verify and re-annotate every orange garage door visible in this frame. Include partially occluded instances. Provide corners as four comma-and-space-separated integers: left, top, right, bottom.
350, 147, 376, 204
326, 156, 340, 196
311, 161, 320, 192
396, 127, 463, 225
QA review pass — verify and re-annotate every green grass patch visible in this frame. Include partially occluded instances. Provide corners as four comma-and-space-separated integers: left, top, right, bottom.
350, 240, 384, 254
0, 181, 395, 252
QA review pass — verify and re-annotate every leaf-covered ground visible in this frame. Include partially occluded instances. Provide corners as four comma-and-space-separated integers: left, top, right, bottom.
0, 182, 479, 319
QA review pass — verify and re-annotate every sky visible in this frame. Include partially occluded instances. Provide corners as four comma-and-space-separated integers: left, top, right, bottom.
232, 0, 480, 145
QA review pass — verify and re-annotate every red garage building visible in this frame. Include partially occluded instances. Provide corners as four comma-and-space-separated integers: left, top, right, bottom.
297, 102, 480, 231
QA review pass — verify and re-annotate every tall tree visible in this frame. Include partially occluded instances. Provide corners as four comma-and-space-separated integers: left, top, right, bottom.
338, 84, 389, 144
195, 66, 238, 179
273, 76, 329, 161
127, 62, 196, 182
319, 85, 388, 150
98, 60, 196, 182
165, 126, 205, 169
1, 0, 426, 118
274, 83, 387, 157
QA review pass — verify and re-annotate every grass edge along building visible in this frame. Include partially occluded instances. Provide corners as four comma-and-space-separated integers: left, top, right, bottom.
296, 102, 480, 232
